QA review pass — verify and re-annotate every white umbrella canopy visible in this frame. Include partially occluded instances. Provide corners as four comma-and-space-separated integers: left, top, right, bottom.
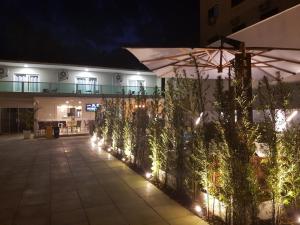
126, 4, 300, 81
126, 46, 300, 81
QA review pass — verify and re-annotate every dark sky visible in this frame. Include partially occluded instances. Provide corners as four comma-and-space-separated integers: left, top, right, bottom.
0, 0, 200, 70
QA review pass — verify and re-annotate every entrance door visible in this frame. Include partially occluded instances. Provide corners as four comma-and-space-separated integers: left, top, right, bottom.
0, 108, 33, 134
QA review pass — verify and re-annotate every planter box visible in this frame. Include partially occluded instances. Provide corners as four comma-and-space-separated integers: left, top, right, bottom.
23, 130, 32, 139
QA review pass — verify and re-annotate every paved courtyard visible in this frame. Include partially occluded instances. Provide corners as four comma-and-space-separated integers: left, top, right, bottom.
0, 135, 208, 225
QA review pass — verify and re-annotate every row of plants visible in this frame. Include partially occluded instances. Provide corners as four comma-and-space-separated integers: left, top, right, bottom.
94, 65, 300, 225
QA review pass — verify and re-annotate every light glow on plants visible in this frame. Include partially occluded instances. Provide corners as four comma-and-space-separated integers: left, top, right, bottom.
287, 110, 298, 122
195, 112, 203, 125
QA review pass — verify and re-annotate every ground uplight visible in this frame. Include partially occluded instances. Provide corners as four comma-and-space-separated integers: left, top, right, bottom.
145, 172, 152, 179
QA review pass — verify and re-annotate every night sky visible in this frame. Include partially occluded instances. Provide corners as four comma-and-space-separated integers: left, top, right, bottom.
0, 0, 200, 70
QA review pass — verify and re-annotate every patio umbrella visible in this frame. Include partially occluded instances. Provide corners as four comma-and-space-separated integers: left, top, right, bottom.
126, 46, 300, 81
126, 4, 300, 81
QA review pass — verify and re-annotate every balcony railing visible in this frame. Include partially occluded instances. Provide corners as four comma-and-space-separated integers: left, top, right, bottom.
0, 81, 158, 96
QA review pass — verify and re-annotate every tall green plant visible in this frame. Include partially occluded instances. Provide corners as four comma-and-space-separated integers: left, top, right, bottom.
123, 96, 135, 161
215, 73, 259, 225
257, 76, 300, 225
148, 87, 164, 180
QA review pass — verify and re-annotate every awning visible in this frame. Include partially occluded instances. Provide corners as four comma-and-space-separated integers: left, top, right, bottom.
126, 4, 300, 81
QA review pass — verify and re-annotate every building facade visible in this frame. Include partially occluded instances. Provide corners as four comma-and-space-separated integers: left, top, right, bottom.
200, 0, 300, 46
0, 61, 160, 135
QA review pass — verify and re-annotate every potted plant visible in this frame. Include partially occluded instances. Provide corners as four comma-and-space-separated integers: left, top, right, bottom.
21, 108, 34, 139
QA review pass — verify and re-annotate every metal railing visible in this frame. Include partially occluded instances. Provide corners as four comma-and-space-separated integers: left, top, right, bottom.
0, 81, 158, 96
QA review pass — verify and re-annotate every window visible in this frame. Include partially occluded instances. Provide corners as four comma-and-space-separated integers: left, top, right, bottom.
127, 80, 145, 87
231, 0, 244, 7
208, 4, 219, 25
14, 74, 39, 92
127, 79, 145, 94
75, 77, 98, 94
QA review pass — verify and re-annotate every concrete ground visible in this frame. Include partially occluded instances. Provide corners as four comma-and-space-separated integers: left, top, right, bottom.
0, 136, 208, 225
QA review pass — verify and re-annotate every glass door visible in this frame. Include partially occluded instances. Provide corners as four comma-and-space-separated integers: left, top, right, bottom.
88, 78, 97, 93
28, 75, 39, 92
76, 77, 86, 93
14, 74, 26, 92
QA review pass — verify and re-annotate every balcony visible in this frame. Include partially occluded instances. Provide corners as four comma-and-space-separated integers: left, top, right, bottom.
0, 81, 158, 97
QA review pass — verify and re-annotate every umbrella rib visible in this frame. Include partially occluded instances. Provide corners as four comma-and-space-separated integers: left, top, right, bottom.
141, 50, 206, 63
252, 58, 296, 75
252, 59, 281, 64
257, 54, 300, 65
256, 67, 278, 80
151, 52, 207, 71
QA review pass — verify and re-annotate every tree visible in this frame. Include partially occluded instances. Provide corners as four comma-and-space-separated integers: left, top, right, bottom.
148, 86, 164, 181
214, 72, 259, 225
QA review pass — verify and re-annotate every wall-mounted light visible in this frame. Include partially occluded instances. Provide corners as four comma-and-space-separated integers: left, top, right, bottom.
85, 68, 89, 72
24, 64, 28, 68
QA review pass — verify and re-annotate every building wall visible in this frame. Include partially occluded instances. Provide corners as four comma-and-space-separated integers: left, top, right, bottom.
0, 65, 159, 87
200, 0, 300, 46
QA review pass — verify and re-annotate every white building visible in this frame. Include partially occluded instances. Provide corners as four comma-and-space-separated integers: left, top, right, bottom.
0, 61, 160, 135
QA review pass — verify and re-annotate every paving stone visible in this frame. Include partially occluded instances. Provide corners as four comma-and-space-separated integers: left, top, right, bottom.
0, 136, 208, 225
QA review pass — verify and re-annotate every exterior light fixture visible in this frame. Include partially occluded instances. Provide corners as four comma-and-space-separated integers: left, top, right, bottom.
145, 172, 152, 179
194, 204, 202, 213
24, 64, 28, 68
85, 68, 89, 72
78, 101, 82, 104
66, 101, 69, 104
108, 148, 111, 152
137, 71, 140, 75
122, 157, 126, 162
297, 216, 300, 223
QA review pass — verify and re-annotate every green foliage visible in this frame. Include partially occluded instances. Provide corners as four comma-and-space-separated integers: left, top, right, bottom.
214, 74, 259, 225
257, 76, 298, 225
279, 126, 300, 207
148, 87, 165, 180
124, 118, 135, 160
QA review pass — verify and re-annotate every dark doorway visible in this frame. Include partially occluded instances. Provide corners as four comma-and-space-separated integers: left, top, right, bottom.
0, 108, 33, 134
